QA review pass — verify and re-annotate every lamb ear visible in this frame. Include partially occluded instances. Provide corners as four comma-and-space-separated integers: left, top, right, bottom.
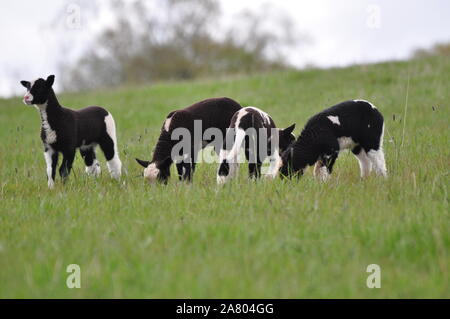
282, 123, 296, 135
46, 75, 55, 86
20, 81, 30, 89
135, 158, 150, 168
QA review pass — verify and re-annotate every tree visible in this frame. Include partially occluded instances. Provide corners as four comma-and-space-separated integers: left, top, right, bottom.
60, 0, 304, 91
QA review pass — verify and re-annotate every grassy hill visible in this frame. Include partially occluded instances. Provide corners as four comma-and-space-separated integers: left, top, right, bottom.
0, 56, 448, 298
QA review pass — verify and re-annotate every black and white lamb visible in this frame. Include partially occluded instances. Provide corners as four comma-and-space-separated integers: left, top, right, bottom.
217, 106, 295, 184
136, 97, 242, 183
269, 100, 387, 180
20, 75, 122, 188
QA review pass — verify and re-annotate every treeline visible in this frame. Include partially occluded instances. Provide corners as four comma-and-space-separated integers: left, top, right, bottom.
61, 0, 303, 91
412, 42, 450, 58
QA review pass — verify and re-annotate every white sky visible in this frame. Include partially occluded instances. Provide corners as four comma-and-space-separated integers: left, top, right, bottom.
1, 0, 449, 97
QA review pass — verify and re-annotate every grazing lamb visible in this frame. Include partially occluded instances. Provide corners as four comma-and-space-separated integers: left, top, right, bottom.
269, 100, 387, 180
136, 97, 242, 183
217, 107, 295, 184
20, 75, 122, 188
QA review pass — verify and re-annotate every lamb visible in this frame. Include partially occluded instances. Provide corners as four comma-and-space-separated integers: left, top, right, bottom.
217, 107, 295, 184
136, 97, 242, 183
270, 100, 387, 180
20, 75, 122, 188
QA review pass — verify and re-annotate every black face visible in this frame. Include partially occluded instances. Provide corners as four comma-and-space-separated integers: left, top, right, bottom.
279, 151, 292, 178
20, 75, 55, 105
279, 146, 300, 179
278, 124, 296, 152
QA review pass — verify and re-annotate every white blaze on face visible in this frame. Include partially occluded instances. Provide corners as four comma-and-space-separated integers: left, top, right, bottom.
265, 149, 281, 178
23, 92, 33, 105
23, 79, 37, 105
327, 115, 340, 125
143, 163, 160, 183
267, 156, 283, 178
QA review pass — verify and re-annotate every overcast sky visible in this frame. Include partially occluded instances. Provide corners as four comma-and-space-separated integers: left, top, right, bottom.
1, 0, 449, 97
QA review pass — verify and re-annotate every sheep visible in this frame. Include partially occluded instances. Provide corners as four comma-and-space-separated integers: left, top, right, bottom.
136, 97, 242, 183
217, 106, 295, 184
269, 100, 387, 180
20, 75, 122, 188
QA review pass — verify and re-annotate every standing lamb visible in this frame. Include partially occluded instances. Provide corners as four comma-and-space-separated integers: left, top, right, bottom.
269, 100, 387, 180
20, 75, 122, 188
217, 107, 295, 184
136, 97, 242, 183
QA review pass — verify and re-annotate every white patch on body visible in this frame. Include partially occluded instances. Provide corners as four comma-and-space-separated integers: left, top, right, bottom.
44, 147, 55, 189
104, 113, 122, 179
327, 115, 340, 126
38, 104, 57, 144
247, 106, 271, 125
143, 163, 160, 183
233, 108, 249, 129
218, 107, 275, 183
164, 116, 173, 132
354, 99, 376, 109
337, 136, 356, 150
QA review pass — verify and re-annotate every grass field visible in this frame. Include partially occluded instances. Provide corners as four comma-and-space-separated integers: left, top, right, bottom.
0, 56, 448, 298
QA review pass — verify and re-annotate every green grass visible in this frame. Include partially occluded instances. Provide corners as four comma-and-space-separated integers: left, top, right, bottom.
0, 56, 448, 298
